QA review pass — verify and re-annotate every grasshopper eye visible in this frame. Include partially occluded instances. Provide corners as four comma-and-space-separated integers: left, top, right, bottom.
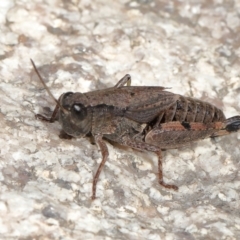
62, 92, 74, 110
71, 103, 87, 120
64, 92, 73, 97
73, 104, 81, 112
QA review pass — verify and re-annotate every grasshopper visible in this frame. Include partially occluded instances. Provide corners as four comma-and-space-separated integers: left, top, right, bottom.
31, 60, 240, 200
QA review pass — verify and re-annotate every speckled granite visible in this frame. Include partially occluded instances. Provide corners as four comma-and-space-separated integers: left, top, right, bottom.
1, 0, 240, 239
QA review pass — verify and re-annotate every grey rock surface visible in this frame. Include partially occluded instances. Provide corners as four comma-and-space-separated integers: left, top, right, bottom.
0, 0, 240, 239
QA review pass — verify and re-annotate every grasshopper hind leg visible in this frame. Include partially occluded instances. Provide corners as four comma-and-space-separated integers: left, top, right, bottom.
157, 150, 178, 191
211, 116, 240, 137
114, 74, 131, 88
122, 136, 178, 192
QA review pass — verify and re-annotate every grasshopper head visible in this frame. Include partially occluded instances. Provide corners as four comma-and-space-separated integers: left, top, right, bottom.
58, 92, 92, 138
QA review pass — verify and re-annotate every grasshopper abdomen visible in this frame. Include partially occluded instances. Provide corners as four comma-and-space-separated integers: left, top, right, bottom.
154, 96, 226, 125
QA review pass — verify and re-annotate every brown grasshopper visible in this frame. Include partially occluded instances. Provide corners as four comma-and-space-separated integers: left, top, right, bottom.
31, 59, 240, 200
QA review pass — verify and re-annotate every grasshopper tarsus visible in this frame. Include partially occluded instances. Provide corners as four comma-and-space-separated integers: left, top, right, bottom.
35, 102, 59, 123
159, 181, 179, 191
35, 114, 54, 122
59, 130, 73, 139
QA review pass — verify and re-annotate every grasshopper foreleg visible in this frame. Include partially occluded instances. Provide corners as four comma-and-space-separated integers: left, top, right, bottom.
35, 104, 59, 123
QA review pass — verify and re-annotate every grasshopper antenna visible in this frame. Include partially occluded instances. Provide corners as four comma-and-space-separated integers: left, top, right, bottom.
30, 59, 59, 106
31, 59, 66, 122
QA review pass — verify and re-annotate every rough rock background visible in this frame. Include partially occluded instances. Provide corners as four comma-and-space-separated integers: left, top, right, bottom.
1, 0, 240, 239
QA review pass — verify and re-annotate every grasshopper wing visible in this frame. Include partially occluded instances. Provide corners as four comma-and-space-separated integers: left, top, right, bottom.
121, 87, 178, 123
85, 86, 178, 123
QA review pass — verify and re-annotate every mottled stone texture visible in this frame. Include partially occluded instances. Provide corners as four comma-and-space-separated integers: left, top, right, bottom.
0, 0, 240, 239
